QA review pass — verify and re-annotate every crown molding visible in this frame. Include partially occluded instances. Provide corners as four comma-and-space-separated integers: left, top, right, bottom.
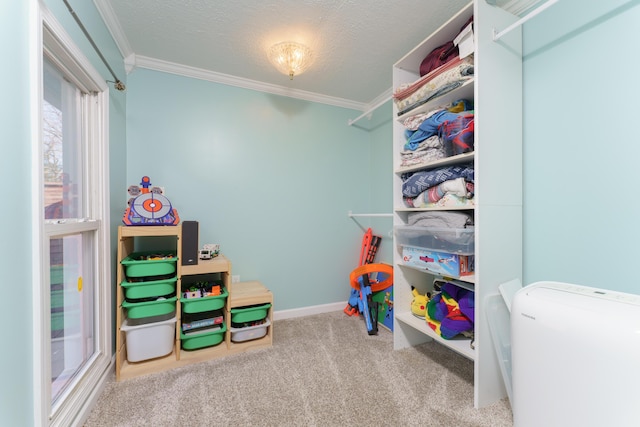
131, 54, 368, 111
123, 53, 136, 74
92, 0, 133, 59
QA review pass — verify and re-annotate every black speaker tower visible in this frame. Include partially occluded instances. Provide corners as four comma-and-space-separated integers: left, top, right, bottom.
182, 221, 199, 265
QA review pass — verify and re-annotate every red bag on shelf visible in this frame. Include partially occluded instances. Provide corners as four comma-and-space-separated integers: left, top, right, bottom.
419, 16, 474, 77
419, 41, 459, 77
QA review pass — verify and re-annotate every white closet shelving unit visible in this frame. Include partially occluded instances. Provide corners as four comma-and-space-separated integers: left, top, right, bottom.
392, 1, 523, 408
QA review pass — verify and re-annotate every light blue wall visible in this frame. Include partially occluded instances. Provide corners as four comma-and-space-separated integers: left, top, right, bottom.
364, 101, 394, 263
0, 2, 35, 425
125, 69, 382, 310
0, 1, 126, 425
523, 0, 640, 293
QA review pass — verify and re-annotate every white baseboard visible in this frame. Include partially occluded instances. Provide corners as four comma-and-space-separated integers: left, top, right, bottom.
272, 301, 345, 321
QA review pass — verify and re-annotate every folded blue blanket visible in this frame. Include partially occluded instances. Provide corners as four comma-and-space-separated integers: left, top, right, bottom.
402, 163, 474, 197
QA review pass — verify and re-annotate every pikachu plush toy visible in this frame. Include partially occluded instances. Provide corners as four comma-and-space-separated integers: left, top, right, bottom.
411, 287, 430, 318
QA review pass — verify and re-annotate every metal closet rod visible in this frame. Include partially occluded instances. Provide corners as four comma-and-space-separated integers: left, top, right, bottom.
62, 0, 126, 91
492, 0, 559, 41
348, 211, 393, 218
348, 93, 392, 126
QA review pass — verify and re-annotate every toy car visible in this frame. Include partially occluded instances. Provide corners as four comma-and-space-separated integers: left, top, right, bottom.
199, 244, 220, 260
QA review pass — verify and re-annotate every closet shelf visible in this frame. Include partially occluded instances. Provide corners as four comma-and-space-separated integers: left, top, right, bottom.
397, 263, 476, 286
490, 0, 559, 41
395, 206, 473, 213
395, 311, 475, 360
395, 152, 474, 175
396, 79, 474, 123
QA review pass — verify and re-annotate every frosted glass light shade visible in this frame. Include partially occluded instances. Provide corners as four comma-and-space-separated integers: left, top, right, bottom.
268, 42, 312, 80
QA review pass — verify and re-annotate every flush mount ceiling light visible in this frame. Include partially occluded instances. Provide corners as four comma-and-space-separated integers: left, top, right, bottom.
268, 42, 312, 80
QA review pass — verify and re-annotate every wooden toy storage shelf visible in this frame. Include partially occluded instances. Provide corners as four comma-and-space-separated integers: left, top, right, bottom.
116, 225, 273, 381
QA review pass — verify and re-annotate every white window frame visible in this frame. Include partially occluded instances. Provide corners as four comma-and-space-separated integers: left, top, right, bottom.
32, 3, 112, 426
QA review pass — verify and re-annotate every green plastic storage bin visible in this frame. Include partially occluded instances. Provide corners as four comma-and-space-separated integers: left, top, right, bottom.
120, 251, 178, 278
181, 287, 228, 314
51, 311, 64, 332
50, 266, 64, 285
180, 323, 227, 350
121, 277, 177, 301
122, 296, 177, 323
230, 303, 271, 324
50, 289, 64, 309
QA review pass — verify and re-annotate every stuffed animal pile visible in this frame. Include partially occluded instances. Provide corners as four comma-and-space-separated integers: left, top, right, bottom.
425, 281, 474, 339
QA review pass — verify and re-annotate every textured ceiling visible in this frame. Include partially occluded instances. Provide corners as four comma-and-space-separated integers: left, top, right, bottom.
95, 0, 470, 109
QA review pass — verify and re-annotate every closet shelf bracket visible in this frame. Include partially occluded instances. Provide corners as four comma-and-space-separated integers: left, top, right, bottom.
492, 0, 559, 41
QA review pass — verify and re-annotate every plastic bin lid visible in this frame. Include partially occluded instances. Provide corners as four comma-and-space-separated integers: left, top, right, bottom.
485, 293, 512, 402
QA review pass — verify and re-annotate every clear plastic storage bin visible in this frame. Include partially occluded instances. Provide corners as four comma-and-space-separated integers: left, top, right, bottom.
394, 225, 474, 253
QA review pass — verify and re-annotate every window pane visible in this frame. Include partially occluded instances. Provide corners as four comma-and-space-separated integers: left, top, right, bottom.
43, 58, 84, 220
50, 232, 95, 405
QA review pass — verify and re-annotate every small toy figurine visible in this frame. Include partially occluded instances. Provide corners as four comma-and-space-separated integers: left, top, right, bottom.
140, 176, 152, 193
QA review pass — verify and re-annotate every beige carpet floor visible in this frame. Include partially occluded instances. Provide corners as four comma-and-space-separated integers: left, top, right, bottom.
84, 311, 513, 426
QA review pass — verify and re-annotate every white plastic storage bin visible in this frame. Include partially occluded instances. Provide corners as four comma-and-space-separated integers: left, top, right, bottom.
394, 225, 474, 253
230, 318, 271, 343
120, 316, 176, 362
